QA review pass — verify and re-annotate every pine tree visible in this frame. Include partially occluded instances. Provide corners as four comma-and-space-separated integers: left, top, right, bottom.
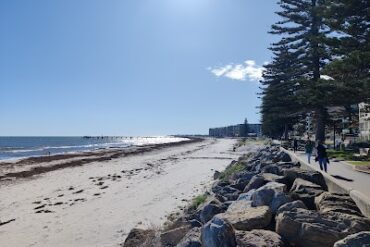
267, 0, 331, 141
260, 46, 302, 138
323, 0, 370, 103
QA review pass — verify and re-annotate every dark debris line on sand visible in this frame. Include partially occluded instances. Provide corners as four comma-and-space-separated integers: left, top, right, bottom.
0, 138, 203, 181
122, 145, 370, 247
0, 218, 15, 226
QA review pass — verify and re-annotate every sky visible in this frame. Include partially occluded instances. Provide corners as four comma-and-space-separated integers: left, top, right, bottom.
0, 0, 279, 136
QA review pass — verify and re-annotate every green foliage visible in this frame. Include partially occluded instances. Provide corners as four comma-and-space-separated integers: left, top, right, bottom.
219, 162, 245, 181
191, 194, 208, 209
327, 150, 355, 160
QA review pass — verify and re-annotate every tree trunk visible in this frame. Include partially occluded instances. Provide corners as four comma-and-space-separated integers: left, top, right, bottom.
315, 108, 326, 142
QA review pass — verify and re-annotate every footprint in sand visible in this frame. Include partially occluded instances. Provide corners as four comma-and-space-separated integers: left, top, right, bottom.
35, 209, 54, 214
34, 204, 46, 210
100, 186, 109, 190
73, 189, 84, 194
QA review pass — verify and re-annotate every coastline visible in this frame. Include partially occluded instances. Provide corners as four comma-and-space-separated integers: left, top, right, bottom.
0, 138, 240, 247
0, 137, 201, 182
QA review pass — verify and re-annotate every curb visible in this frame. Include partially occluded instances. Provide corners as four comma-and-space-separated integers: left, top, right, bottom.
281, 147, 370, 218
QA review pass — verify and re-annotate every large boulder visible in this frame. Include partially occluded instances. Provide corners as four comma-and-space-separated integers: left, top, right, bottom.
176, 228, 201, 247
334, 231, 370, 247
230, 172, 256, 191
315, 192, 363, 217
161, 225, 191, 246
261, 162, 300, 176
261, 173, 288, 185
289, 178, 325, 209
236, 189, 256, 202
235, 230, 285, 247
276, 200, 307, 215
227, 199, 253, 213
272, 151, 291, 162
199, 200, 224, 224
284, 168, 327, 190
212, 185, 241, 201
123, 228, 157, 247
201, 216, 237, 247
276, 208, 370, 247
251, 182, 291, 214
243, 175, 268, 193
218, 206, 272, 231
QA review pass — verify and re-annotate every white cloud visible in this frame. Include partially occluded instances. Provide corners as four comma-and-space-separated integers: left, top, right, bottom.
209, 60, 264, 82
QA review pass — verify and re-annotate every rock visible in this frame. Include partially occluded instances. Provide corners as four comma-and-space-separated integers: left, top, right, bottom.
284, 168, 327, 190
227, 199, 253, 212
235, 230, 285, 247
276, 200, 307, 215
199, 200, 224, 224
273, 151, 291, 162
290, 178, 325, 209
161, 225, 191, 246
213, 171, 221, 180
262, 162, 301, 176
261, 173, 288, 185
231, 177, 252, 191
334, 231, 370, 247
230, 171, 256, 181
237, 189, 256, 202
261, 164, 281, 175
315, 192, 363, 216
189, 219, 202, 228
251, 182, 291, 214
176, 228, 202, 247
219, 206, 272, 231
201, 216, 237, 247
243, 175, 267, 193
276, 208, 370, 247
213, 185, 241, 201
123, 228, 156, 247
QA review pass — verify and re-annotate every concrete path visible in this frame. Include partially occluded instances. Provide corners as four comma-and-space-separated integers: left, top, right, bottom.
286, 150, 370, 198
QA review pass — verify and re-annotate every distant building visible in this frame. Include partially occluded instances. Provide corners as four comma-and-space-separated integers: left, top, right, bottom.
209, 119, 262, 137
359, 103, 370, 141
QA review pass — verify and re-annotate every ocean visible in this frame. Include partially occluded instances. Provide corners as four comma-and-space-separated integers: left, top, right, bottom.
0, 136, 188, 161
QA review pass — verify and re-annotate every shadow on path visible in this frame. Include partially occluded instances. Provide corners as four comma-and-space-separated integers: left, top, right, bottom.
331, 174, 354, 182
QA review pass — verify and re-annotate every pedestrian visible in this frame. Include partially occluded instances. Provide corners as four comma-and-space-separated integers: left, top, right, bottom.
315, 140, 329, 172
293, 138, 298, 152
304, 138, 314, 164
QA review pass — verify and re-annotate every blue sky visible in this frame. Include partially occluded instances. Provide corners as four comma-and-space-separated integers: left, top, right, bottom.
0, 0, 278, 136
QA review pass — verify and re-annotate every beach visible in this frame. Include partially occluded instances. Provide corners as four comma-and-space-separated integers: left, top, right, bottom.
0, 138, 241, 247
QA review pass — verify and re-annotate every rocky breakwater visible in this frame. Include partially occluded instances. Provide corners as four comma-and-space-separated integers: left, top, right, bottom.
123, 146, 370, 247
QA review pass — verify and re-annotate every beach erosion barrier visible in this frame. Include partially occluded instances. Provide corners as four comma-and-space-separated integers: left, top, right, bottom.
282, 147, 370, 218
123, 145, 370, 247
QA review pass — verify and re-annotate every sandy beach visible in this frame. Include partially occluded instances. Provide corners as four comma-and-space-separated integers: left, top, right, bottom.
0, 138, 243, 247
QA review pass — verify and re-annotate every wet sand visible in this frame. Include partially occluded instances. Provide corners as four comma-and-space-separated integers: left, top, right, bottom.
0, 138, 239, 247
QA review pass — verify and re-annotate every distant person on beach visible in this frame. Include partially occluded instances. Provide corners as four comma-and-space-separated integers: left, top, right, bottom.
304, 138, 314, 164
315, 141, 329, 172
293, 138, 298, 152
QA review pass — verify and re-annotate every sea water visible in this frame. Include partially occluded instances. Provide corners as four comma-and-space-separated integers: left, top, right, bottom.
0, 136, 188, 160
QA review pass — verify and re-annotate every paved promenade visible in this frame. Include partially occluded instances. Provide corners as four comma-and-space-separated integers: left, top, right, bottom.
285, 149, 370, 198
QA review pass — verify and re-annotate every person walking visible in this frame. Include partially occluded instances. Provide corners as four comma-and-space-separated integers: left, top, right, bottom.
304, 138, 314, 164
293, 138, 298, 153
316, 141, 329, 172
